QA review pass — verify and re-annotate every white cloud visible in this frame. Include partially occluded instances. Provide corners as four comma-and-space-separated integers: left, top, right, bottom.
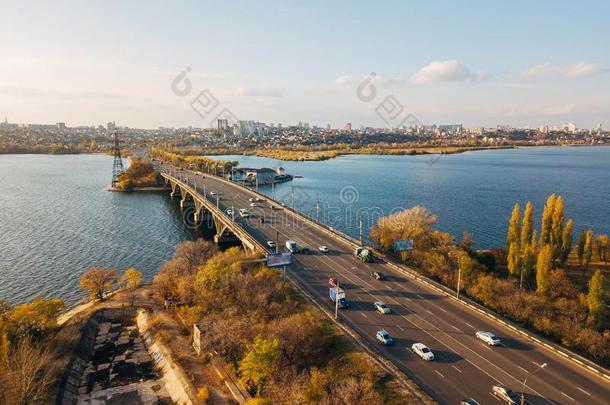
235, 86, 283, 97
520, 62, 601, 79
410, 60, 480, 84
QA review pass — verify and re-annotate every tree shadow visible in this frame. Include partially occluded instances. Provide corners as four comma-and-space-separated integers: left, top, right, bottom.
368, 289, 441, 300
499, 336, 535, 351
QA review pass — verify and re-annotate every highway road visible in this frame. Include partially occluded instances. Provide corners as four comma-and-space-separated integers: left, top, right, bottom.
163, 165, 609, 405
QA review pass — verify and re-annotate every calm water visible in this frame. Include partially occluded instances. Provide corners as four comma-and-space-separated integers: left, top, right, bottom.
1, 147, 609, 306
214, 146, 610, 248
0, 154, 197, 306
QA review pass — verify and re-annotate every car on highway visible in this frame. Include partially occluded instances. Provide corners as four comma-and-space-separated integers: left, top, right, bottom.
374, 301, 391, 314
248, 197, 260, 202
210, 191, 218, 196
490, 385, 519, 404
459, 399, 480, 405
300, 247, 311, 255
476, 331, 501, 346
318, 245, 329, 253
376, 329, 394, 345
239, 209, 251, 218
267, 241, 276, 249
226, 209, 234, 217
411, 343, 434, 361
259, 216, 265, 223
370, 271, 385, 280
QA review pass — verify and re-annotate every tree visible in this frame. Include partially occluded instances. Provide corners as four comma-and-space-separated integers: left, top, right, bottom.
559, 219, 573, 265
369, 206, 437, 252
239, 335, 281, 395
536, 245, 553, 295
122, 268, 143, 306
520, 202, 534, 248
7, 298, 65, 339
582, 230, 594, 276
577, 229, 587, 265
586, 270, 605, 327
80, 267, 118, 300
507, 203, 521, 249
595, 234, 609, 262
540, 194, 557, 246
0, 336, 55, 405
550, 195, 565, 260
520, 242, 536, 289
507, 241, 521, 277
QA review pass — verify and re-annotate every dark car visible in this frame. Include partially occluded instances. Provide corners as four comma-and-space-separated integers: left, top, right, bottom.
259, 217, 265, 223
300, 247, 311, 255
371, 271, 385, 280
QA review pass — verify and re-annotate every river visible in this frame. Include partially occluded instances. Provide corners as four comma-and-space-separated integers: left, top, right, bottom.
1, 146, 609, 306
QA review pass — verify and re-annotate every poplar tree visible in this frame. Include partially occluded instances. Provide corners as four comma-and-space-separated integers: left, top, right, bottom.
520, 241, 536, 289
550, 196, 565, 260
559, 219, 573, 265
508, 241, 521, 277
577, 229, 587, 265
587, 270, 605, 326
540, 194, 556, 246
507, 203, 521, 248
536, 245, 553, 295
582, 229, 594, 276
520, 201, 534, 247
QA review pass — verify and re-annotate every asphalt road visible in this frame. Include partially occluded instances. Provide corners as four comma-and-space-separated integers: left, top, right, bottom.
164, 166, 609, 405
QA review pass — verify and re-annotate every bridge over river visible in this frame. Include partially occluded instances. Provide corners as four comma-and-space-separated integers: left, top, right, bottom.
160, 164, 609, 405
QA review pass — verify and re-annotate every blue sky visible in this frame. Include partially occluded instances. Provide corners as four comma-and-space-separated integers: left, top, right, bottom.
1, 0, 609, 128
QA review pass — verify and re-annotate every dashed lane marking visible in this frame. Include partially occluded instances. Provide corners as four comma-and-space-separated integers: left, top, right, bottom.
361, 313, 368, 318
450, 324, 461, 332
396, 325, 404, 331
464, 322, 474, 329
452, 365, 462, 374
561, 392, 575, 401
576, 387, 591, 397
434, 370, 445, 378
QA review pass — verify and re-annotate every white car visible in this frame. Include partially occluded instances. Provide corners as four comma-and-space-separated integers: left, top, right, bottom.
210, 191, 218, 196
476, 331, 501, 346
374, 301, 391, 314
376, 329, 394, 345
318, 246, 329, 253
267, 240, 276, 249
248, 197, 260, 202
250, 202, 258, 207
226, 209, 234, 217
411, 343, 434, 361
239, 209, 250, 218
491, 385, 519, 405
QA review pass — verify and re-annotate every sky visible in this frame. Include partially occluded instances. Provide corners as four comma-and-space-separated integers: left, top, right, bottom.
1, 0, 609, 129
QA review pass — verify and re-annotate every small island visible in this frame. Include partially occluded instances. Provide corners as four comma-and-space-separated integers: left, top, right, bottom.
111, 158, 166, 191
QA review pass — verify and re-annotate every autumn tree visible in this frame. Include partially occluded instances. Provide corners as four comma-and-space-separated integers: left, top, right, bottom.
577, 229, 587, 265
122, 268, 143, 306
582, 230, 594, 276
520, 242, 536, 289
507, 203, 521, 249
559, 219, 573, 265
80, 267, 118, 300
540, 194, 556, 246
595, 234, 609, 262
520, 202, 534, 247
369, 206, 438, 252
536, 245, 553, 295
239, 335, 281, 395
550, 195, 565, 260
586, 270, 605, 327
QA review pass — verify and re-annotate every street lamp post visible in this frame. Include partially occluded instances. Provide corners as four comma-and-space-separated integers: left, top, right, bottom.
521, 363, 547, 405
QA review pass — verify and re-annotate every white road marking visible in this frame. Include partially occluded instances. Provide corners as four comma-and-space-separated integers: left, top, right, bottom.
426, 309, 433, 314
576, 387, 591, 397
452, 365, 462, 374
517, 365, 527, 373
396, 325, 404, 331
464, 322, 474, 329
361, 313, 368, 318
405, 347, 412, 353
416, 294, 424, 299
434, 370, 445, 378
438, 307, 448, 313
385, 285, 392, 290
561, 392, 575, 401
450, 324, 461, 332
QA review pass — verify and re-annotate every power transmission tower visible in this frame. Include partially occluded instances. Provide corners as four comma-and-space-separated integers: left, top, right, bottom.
111, 130, 124, 188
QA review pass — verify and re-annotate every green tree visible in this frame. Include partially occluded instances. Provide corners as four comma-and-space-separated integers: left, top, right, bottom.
586, 270, 605, 326
559, 219, 573, 265
507, 203, 521, 249
520, 201, 534, 247
540, 194, 556, 246
239, 335, 281, 395
582, 230, 594, 276
536, 245, 553, 295
80, 267, 118, 301
550, 196, 565, 260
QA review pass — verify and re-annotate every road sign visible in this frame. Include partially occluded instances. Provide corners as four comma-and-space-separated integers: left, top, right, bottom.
393, 239, 414, 252
266, 252, 292, 268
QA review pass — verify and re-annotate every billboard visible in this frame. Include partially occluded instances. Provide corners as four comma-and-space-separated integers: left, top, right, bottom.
266, 252, 292, 268
393, 239, 414, 252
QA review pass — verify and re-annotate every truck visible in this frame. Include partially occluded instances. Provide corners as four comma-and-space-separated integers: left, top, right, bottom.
329, 287, 349, 309
354, 247, 373, 262
285, 240, 297, 253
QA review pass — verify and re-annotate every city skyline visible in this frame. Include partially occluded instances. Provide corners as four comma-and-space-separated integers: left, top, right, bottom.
2, 0, 610, 128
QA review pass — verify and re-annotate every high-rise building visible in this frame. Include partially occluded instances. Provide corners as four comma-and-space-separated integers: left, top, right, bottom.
56, 122, 66, 131
343, 122, 352, 131
217, 118, 229, 130
107, 121, 116, 132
